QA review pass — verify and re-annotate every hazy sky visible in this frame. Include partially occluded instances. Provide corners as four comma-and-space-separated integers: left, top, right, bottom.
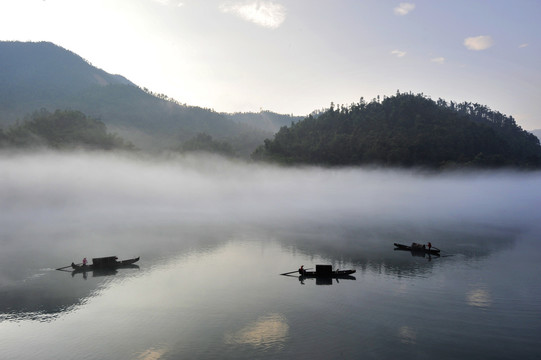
1, 0, 540, 129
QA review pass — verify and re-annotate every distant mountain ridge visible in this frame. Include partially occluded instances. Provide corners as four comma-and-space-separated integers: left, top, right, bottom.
0, 41, 297, 152
3, 41, 539, 167
0, 41, 132, 114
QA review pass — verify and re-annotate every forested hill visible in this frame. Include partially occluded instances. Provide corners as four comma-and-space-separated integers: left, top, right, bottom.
252, 93, 541, 168
0, 41, 263, 151
0, 109, 133, 150
223, 111, 304, 133
0, 41, 132, 117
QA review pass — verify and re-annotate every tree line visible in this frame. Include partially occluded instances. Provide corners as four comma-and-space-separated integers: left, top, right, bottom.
0, 109, 134, 150
0, 108, 243, 157
252, 92, 541, 168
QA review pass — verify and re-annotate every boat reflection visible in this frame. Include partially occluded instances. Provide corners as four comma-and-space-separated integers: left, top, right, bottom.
393, 243, 440, 256
298, 275, 356, 285
63, 256, 141, 279
282, 265, 357, 285
280, 273, 357, 285
71, 264, 140, 279
393, 247, 440, 261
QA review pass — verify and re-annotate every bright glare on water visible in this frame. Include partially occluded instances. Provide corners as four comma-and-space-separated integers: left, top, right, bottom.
1, 152, 540, 359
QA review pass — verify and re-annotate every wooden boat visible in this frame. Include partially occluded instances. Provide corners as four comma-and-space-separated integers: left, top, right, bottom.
301, 269, 356, 278
394, 243, 440, 255
299, 265, 356, 278
71, 256, 140, 272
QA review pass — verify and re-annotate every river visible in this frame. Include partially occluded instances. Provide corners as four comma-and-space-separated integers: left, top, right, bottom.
1, 152, 540, 359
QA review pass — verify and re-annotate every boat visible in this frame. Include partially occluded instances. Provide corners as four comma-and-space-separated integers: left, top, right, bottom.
71, 256, 140, 272
301, 269, 356, 278
299, 264, 356, 278
394, 243, 440, 255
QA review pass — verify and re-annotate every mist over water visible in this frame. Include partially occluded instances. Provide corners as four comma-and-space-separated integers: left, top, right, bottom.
1, 151, 541, 359
1, 150, 539, 276
2, 151, 540, 228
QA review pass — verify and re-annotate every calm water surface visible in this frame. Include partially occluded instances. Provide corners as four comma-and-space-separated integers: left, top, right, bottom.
1, 224, 540, 360
1, 153, 540, 359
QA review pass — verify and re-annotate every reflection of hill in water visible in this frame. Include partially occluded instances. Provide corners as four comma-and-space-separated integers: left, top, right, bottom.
0, 231, 224, 322
0, 264, 146, 322
277, 222, 519, 278
0, 273, 104, 322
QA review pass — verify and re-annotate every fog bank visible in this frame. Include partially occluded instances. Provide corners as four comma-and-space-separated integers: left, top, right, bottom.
1, 152, 540, 236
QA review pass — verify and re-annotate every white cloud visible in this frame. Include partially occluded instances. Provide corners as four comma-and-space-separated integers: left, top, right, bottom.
391, 50, 406, 58
394, 3, 415, 16
519, 43, 529, 48
431, 57, 445, 64
220, 1, 286, 29
464, 35, 494, 51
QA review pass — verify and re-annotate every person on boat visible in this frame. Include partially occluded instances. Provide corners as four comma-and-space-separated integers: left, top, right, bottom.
427, 242, 432, 251
298, 265, 306, 276
82, 257, 88, 266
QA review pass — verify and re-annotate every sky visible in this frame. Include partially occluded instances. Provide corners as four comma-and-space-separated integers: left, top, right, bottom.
1, 0, 540, 130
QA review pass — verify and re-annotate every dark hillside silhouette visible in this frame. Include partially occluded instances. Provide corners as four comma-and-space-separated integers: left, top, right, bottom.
252, 93, 541, 169
0, 109, 133, 150
0, 41, 131, 114
0, 41, 273, 151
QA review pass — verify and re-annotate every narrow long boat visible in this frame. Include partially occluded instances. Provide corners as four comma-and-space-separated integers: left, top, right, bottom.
71, 256, 140, 272
394, 243, 440, 255
301, 269, 356, 278
298, 265, 356, 279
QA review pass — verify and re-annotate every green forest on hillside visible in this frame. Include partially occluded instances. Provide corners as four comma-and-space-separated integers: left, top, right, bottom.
2, 42, 540, 168
1, 91, 540, 170
0, 109, 133, 150
252, 93, 541, 168
0, 41, 265, 152
175, 132, 235, 156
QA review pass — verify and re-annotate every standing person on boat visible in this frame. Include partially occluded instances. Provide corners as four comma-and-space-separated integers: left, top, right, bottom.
298, 265, 306, 275
427, 242, 432, 251
82, 257, 87, 266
